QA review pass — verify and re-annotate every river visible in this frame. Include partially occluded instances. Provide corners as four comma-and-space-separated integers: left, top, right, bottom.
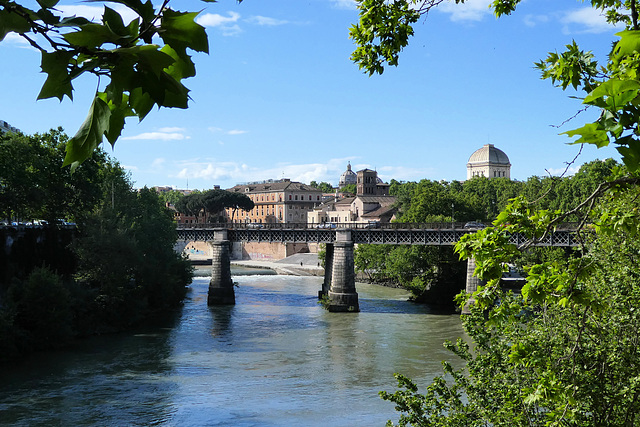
0, 269, 465, 426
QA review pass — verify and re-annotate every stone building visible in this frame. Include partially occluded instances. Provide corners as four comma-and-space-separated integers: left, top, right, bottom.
308, 169, 396, 225
0, 120, 20, 134
225, 179, 322, 224
338, 162, 357, 188
466, 144, 511, 179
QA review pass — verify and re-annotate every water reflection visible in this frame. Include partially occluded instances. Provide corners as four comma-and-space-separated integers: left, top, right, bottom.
0, 275, 465, 427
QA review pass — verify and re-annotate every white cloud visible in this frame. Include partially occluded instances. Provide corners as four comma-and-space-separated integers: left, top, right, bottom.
209, 127, 248, 135
246, 16, 289, 26
168, 157, 436, 189
330, 0, 358, 10
523, 14, 550, 28
122, 131, 189, 141
437, 0, 493, 22
2, 32, 30, 47
158, 127, 186, 133
56, 4, 138, 24
560, 7, 621, 34
197, 11, 241, 27
546, 165, 580, 177
197, 12, 243, 36
151, 158, 166, 169
122, 164, 139, 171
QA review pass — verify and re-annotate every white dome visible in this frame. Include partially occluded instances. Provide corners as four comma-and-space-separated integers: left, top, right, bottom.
339, 162, 357, 187
468, 144, 510, 165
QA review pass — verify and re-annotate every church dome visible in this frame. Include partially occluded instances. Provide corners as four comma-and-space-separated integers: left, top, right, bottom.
339, 162, 357, 188
468, 144, 510, 165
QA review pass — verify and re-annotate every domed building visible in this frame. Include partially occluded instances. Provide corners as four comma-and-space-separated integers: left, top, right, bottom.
339, 162, 357, 188
467, 144, 511, 180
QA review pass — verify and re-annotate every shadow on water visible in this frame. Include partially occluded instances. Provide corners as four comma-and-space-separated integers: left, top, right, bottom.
0, 310, 185, 426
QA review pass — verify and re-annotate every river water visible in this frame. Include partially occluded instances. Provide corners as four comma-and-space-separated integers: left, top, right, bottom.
0, 269, 465, 426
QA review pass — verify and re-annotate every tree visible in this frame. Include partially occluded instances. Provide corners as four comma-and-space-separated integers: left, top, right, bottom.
310, 181, 334, 193
174, 189, 254, 222
0, 0, 234, 170
350, 1, 640, 424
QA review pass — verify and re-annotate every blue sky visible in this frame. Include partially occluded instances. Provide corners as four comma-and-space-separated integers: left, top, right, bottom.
0, 0, 624, 190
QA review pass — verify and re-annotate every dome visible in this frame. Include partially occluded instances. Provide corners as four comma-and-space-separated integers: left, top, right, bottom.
468, 144, 510, 165
339, 162, 357, 187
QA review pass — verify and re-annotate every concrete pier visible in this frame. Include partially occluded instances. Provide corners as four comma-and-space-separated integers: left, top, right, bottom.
462, 257, 485, 314
320, 243, 334, 299
208, 230, 235, 305
326, 230, 359, 312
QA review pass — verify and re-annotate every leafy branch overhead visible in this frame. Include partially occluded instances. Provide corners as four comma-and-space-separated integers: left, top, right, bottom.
0, 0, 224, 170
350, 0, 640, 172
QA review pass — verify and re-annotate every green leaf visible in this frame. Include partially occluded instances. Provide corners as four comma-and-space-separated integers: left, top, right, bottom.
97, 92, 135, 146
63, 23, 119, 48
63, 95, 111, 171
584, 79, 640, 111
617, 145, 640, 172
562, 123, 610, 148
613, 30, 640, 58
160, 9, 209, 54
0, 9, 32, 41
36, 0, 59, 8
102, 6, 127, 37
129, 87, 154, 120
38, 50, 74, 101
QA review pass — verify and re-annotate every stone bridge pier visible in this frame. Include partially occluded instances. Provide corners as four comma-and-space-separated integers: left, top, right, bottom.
208, 229, 235, 306
320, 230, 359, 312
461, 257, 486, 314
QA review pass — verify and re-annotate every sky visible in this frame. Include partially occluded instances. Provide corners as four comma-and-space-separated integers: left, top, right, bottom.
0, 0, 626, 190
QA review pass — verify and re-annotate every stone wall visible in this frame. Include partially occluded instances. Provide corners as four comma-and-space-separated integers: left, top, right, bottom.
230, 241, 312, 260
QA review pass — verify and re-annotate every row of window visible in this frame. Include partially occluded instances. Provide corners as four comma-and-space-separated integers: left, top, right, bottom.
248, 193, 322, 202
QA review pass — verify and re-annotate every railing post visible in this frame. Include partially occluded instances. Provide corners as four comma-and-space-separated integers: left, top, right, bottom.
208, 229, 235, 305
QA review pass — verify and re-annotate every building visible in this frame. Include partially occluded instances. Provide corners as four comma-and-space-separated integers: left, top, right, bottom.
467, 144, 511, 179
0, 120, 20, 134
309, 169, 396, 225
357, 168, 390, 196
225, 179, 323, 224
338, 162, 357, 188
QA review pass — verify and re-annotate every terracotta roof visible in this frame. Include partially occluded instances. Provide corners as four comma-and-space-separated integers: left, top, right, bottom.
226, 181, 321, 193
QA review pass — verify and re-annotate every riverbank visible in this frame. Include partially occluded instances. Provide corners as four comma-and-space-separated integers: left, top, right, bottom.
191, 253, 325, 277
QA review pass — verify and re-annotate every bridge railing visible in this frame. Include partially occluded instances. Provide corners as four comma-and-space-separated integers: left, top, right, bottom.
176, 222, 472, 230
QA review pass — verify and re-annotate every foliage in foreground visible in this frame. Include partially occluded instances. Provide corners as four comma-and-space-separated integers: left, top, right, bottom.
381, 176, 640, 426
0, 0, 236, 170
0, 130, 192, 361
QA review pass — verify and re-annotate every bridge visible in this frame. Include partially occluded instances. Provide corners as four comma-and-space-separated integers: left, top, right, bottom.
177, 223, 580, 313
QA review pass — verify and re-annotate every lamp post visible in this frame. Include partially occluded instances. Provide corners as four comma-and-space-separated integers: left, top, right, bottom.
451, 202, 455, 229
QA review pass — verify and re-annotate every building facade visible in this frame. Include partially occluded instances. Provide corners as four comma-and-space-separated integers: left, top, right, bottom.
0, 120, 20, 134
225, 179, 322, 224
466, 144, 511, 179
309, 169, 396, 225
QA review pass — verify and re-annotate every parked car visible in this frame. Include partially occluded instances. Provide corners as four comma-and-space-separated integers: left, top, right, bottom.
315, 223, 336, 229
365, 221, 380, 229
246, 223, 264, 229
464, 221, 486, 229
